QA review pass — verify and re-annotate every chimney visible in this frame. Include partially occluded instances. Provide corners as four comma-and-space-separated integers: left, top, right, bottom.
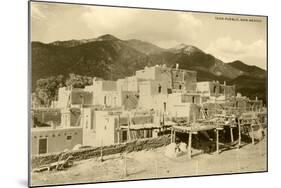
176, 64, 179, 69
224, 81, 226, 86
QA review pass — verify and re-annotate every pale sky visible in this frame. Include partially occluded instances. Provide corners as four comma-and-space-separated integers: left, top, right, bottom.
31, 2, 267, 69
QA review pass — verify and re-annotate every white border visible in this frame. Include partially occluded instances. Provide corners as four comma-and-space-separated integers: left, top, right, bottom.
1, 0, 280, 188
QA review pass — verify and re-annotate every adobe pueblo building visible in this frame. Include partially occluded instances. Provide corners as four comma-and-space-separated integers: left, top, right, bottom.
31, 64, 266, 156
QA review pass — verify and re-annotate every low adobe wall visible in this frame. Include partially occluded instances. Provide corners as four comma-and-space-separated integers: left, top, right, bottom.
31, 135, 170, 169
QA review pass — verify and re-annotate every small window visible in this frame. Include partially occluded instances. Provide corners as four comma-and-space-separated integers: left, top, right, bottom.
34, 136, 37, 139
104, 96, 107, 105
158, 85, 162, 93
179, 85, 182, 89
66, 135, 72, 140
167, 88, 172, 94
52, 134, 55, 137
58, 134, 61, 136
74, 132, 77, 135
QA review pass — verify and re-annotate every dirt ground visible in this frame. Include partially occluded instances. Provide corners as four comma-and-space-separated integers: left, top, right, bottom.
31, 137, 267, 187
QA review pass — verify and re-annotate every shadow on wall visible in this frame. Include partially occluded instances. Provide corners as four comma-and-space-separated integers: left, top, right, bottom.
175, 127, 255, 153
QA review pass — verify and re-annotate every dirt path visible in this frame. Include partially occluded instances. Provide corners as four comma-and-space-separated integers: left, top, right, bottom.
31, 138, 267, 187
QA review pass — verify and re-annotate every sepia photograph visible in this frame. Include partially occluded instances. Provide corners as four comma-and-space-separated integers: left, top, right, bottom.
29, 1, 267, 187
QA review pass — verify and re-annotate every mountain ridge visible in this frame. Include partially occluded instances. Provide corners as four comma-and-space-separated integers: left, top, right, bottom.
31, 34, 267, 102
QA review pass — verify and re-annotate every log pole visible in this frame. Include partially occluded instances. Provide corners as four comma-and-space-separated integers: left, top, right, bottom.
230, 127, 234, 143
124, 152, 128, 177
238, 119, 241, 149
251, 125, 255, 145
188, 132, 192, 159
100, 140, 104, 162
216, 129, 219, 154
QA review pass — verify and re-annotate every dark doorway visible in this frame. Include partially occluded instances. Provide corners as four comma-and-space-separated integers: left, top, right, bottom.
213, 86, 216, 93
122, 130, 128, 142
104, 96, 107, 105
158, 85, 162, 93
38, 138, 47, 154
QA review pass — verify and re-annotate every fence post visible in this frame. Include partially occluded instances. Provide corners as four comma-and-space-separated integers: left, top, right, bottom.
124, 152, 128, 177
230, 127, 234, 143
155, 159, 158, 178
251, 122, 255, 145
188, 132, 192, 159
100, 140, 104, 162
216, 129, 219, 154
237, 118, 241, 149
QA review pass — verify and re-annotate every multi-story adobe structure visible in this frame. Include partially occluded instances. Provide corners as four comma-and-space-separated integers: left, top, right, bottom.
32, 64, 242, 155
31, 107, 83, 155
196, 81, 236, 98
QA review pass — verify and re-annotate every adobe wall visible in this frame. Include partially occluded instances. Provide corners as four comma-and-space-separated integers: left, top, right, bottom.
32, 109, 61, 128
57, 87, 69, 108
121, 91, 139, 110
31, 127, 83, 155
31, 135, 170, 169
136, 66, 156, 80
71, 90, 93, 105
181, 94, 201, 104
94, 111, 117, 146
